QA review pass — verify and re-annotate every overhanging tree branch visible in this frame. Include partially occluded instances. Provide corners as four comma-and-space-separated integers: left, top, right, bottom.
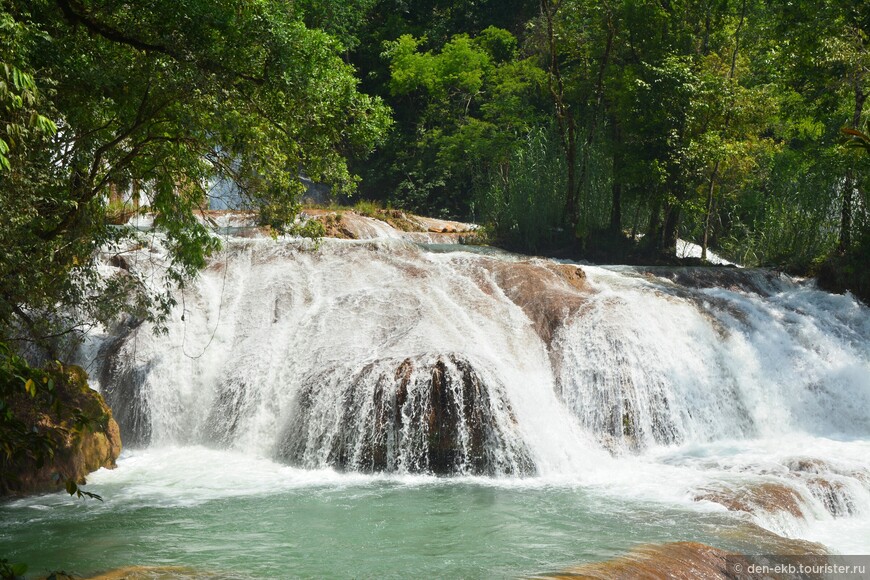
54, 0, 265, 85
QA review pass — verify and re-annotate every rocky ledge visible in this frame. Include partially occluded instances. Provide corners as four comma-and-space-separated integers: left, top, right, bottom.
300, 207, 479, 243
278, 353, 535, 476
535, 538, 829, 580
536, 542, 737, 579
1, 363, 121, 496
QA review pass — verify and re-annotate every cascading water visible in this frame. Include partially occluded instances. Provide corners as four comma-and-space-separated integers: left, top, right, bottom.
94, 238, 594, 474
553, 266, 870, 451
91, 232, 870, 532
3, 219, 869, 577
279, 353, 535, 475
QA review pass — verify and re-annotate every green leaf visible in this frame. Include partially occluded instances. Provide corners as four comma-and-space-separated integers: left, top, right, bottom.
11, 562, 27, 576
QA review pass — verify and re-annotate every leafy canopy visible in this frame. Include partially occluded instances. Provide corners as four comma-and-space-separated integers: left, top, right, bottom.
383, 26, 545, 215
0, 0, 391, 345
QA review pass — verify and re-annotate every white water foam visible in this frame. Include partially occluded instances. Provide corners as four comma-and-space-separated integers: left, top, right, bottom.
82, 233, 870, 553
676, 239, 738, 266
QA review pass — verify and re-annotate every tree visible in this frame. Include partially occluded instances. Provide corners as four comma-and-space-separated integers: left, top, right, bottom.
0, 11, 56, 172
765, 0, 868, 257
0, 0, 391, 351
535, 0, 616, 240
383, 26, 546, 216
0, 0, 391, 489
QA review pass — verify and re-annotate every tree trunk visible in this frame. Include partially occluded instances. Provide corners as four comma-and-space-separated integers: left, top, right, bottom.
630, 200, 642, 241
609, 117, 622, 234
839, 85, 866, 255
701, 160, 720, 261
540, 0, 577, 229
646, 196, 662, 251
663, 203, 681, 255
540, 0, 614, 237
565, 120, 578, 225
702, 0, 745, 262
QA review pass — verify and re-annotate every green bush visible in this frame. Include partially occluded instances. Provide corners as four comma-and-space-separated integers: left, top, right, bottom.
479, 128, 568, 252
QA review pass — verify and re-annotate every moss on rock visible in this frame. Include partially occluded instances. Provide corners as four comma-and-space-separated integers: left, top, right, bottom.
1, 361, 121, 496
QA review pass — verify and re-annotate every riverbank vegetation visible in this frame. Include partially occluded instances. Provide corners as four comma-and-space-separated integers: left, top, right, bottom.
2, 0, 867, 346
345, 0, 868, 299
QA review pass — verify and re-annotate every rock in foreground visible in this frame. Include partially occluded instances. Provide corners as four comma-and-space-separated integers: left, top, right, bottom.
279, 353, 535, 476
535, 542, 741, 579
1, 363, 121, 496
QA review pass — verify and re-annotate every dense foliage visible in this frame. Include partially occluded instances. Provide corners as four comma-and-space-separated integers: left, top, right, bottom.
343, 0, 867, 299
0, 0, 390, 352
3, 0, 866, 355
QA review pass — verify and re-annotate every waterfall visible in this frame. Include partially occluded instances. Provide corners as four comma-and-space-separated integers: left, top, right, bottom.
553, 266, 870, 451
83, 228, 870, 551
90, 236, 870, 461
277, 353, 535, 475
92, 238, 597, 473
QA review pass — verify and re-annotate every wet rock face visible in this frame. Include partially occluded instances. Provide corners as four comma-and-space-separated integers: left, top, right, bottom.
691, 457, 869, 523
299, 209, 479, 242
95, 315, 153, 447
205, 379, 261, 446
538, 541, 836, 580
536, 542, 741, 580
576, 378, 682, 454
785, 457, 865, 517
99, 335, 152, 447
278, 354, 535, 476
637, 267, 784, 295
694, 482, 808, 519
81, 566, 225, 580
476, 260, 588, 345
806, 477, 857, 517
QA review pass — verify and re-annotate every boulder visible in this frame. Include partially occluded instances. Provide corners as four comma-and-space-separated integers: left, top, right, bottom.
279, 353, 535, 476
475, 259, 589, 344
694, 482, 807, 519
78, 566, 224, 580
784, 456, 864, 517
535, 542, 742, 580
1, 363, 121, 496
536, 539, 831, 580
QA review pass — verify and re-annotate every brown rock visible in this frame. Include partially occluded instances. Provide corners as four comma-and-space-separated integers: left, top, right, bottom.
1, 363, 122, 496
279, 353, 535, 476
805, 476, 856, 517
534, 542, 741, 580
785, 457, 832, 474
536, 539, 832, 580
717, 521, 828, 556
694, 482, 806, 519
783, 456, 863, 516
476, 259, 589, 344
299, 209, 481, 240
79, 566, 225, 580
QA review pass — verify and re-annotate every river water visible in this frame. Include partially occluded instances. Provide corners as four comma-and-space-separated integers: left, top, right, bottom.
1, 233, 868, 577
